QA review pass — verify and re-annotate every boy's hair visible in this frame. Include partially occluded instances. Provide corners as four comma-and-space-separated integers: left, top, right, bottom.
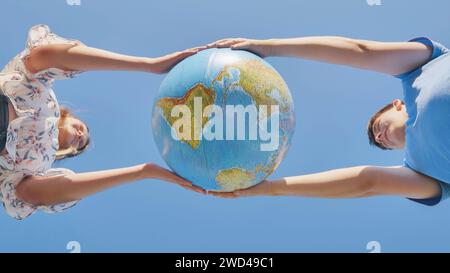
367, 101, 404, 150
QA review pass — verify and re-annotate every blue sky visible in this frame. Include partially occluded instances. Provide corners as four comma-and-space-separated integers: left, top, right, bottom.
1, 0, 450, 253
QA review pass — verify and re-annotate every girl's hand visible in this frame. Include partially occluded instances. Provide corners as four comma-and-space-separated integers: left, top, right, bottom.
208, 180, 273, 198
149, 46, 208, 74
206, 38, 272, 58
142, 163, 206, 195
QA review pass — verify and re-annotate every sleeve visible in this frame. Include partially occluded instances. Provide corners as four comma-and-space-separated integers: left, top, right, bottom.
0, 168, 79, 220
19, 24, 84, 82
403, 163, 450, 206
395, 37, 449, 80
407, 180, 450, 206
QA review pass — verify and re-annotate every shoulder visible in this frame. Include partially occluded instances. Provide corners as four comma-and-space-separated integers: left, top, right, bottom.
367, 165, 441, 199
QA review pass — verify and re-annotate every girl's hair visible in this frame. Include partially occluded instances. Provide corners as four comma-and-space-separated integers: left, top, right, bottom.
55, 106, 90, 160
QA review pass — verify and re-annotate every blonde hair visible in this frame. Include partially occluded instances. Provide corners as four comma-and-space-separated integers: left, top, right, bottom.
55, 106, 90, 160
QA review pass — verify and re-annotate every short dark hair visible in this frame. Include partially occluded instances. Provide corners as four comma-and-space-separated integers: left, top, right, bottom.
367, 101, 404, 150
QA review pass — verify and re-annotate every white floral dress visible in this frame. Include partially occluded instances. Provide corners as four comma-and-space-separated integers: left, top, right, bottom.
0, 24, 83, 220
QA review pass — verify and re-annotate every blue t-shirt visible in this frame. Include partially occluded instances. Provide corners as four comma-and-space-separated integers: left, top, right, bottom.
396, 37, 450, 206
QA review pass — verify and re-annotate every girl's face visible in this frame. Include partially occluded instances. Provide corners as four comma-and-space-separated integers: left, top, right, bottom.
58, 116, 89, 151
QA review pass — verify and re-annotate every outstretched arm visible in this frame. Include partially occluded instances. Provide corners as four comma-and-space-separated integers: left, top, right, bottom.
209, 165, 441, 200
25, 43, 206, 75
208, 37, 433, 76
16, 163, 205, 207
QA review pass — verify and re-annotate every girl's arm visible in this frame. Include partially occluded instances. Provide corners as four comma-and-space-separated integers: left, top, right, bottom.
16, 163, 205, 206
25, 43, 206, 75
209, 165, 441, 200
207, 37, 432, 76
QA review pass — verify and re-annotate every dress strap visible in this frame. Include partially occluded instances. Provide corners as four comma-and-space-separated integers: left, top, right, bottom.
0, 94, 9, 151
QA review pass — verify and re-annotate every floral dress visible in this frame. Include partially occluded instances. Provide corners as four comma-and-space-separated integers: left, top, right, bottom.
0, 24, 83, 220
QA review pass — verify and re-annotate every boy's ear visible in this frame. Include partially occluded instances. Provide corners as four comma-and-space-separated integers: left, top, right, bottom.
392, 99, 403, 110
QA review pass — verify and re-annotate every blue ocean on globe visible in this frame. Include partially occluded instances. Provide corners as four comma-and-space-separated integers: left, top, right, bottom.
152, 48, 295, 191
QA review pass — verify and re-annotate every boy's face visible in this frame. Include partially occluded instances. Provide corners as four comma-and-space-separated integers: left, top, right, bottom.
372, 99, 409, 150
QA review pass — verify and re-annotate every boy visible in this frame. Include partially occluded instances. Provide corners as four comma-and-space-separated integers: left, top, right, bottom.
206, 36, 450, 206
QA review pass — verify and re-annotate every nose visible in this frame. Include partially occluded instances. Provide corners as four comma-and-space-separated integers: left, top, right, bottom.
76, 129, 83, 137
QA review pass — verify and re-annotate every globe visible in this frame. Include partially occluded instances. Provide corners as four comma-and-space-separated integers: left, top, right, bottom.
152, 48, 295, 191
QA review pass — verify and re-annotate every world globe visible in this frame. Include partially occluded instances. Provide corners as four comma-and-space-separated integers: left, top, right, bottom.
152, 48, 295, 191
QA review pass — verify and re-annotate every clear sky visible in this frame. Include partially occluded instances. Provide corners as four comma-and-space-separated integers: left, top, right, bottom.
1, 0, 450, 253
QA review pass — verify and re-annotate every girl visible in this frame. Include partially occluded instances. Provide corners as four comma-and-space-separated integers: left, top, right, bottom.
0, 24, 205, 220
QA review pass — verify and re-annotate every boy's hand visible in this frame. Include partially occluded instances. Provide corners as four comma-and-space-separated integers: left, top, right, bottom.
208, 180, 272, 198
206, 38, 271, 58
150, 46, 208, 74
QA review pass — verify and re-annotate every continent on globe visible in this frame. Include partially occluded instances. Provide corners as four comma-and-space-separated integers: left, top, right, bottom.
156, 83, 216, 149
215, 167, 256, 192
214, 59, 291, 113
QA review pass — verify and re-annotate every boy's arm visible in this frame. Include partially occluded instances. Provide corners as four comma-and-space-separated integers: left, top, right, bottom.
210, 165, 441, 200
208, 37, 433, 76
